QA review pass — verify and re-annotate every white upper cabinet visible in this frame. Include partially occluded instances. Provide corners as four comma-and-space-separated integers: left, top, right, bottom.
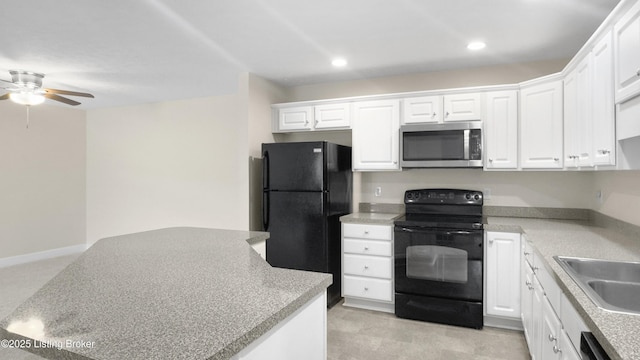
520, 80, 564, 169
443, 93, 483, 121
485, 90, 518, 169
564, 58, 593, 168
614, 0, 640, 103
277, 106, 313, 131
592, 30, 616, 166
314, 103, 351, 130
352, 100, 400, 171
402, 96, 443, 124
274, 103, 350, 132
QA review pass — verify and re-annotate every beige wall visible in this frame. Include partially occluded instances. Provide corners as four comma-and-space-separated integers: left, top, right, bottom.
0, 102, 86, 258
242, 73, 289, 230
86, 94, 247, 244
592, 171, 640, 226
287, 59, 568, 102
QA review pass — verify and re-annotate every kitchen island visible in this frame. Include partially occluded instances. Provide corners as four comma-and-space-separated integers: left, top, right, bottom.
0, 227, 331, 360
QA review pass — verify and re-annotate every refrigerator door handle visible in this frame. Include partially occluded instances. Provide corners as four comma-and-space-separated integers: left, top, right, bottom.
262, 191, 269, 231
262, 150, 269, 190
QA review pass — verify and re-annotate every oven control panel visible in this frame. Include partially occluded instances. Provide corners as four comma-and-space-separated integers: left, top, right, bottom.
404, 189, 483, 205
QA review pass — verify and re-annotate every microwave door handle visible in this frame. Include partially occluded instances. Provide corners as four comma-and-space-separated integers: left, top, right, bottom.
464, 129, 470, 160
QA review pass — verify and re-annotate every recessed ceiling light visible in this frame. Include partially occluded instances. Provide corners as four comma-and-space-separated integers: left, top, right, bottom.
331, 58, 348, 67
467, 42, 486, 50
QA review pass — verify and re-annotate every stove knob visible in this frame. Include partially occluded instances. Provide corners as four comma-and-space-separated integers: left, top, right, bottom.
465, 193, 472, 200
407, 192, 414, 200
474, 194, 481, 201
415, 192, 421, 200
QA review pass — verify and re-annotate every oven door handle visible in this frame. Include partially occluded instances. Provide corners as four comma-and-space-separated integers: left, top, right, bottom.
398, 227, 416, 233
446, 230, 472, 235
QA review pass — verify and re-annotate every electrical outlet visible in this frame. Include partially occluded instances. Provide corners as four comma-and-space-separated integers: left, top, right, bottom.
483, 188, 492, 200
375, 187, 382, 197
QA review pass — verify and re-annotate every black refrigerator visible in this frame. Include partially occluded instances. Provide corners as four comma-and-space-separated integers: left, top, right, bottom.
262, 141, 352, 307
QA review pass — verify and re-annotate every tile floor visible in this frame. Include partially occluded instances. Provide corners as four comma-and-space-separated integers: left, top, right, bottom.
327, 303, 530, 360
1, 255, 530, 360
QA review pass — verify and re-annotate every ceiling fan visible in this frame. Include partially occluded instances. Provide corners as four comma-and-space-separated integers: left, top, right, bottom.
0, 70, 94, 106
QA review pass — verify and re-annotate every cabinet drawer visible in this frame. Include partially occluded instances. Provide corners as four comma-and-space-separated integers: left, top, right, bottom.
343, 275, 393, 302
343, 224, 392, 240
344, 254, 392, 279
344, 239, 392, 256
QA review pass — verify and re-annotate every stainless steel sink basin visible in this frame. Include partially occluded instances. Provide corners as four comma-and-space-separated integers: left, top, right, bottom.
554, 256, 640, 315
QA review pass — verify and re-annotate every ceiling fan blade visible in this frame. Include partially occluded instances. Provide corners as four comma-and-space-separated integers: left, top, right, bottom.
44, 93, 81, 106
45, 88, 94, 98
0, 93, 10, 101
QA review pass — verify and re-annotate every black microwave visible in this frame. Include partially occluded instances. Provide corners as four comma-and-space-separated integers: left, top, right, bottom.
400, 122, 483, 168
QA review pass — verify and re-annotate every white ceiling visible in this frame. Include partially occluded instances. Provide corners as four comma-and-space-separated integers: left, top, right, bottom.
0, 0, 621, 109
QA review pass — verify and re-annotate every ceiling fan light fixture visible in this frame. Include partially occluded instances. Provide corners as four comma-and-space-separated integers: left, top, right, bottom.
9, 92, 45, 106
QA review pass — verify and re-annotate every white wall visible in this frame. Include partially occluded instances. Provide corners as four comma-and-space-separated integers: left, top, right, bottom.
86, 94, 247, 244
0, 102, 86, 258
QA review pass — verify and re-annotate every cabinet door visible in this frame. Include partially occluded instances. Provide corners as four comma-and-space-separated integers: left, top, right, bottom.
541, 297, 562, 360
592, 31, 616, 166
563, 70, 580, 168
614, 0, 640, 103
443, 93, 482, 122
486, 232, 521, 318
520, 80, 564, 169
352, 100, 400, 171
558, 330, 582, 360
402, 96, 443, 124
531, 275, 544, 360
576, 57, 594, 167
277, 106, 313, 131
522, 263, 534, 351
314, 103, 351, 130
485, 91, 518, 169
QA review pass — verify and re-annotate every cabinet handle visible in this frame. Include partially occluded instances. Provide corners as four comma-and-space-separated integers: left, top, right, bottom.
364, 287, 369, 291
432, 112, 437, 118
489, 238, 494, 244
548, 334, 557, 342
364, 265, 369, 270
554, 158, 559, 162
445, 111, 450, 117
525, 280, 532, 287
598, 149, 610, 155
364, 230, 369, 235
393, 161, 398, 164
364, 246, 369, 251
533, 266, 539, 273
524, 251, 530, 256
304, 120, 309, 126
489, 158, 494, 163
553, 345, 562, 354
637, 68, 640, 77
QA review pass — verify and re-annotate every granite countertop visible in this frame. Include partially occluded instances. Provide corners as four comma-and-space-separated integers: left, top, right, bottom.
0, 227, 332, 360
486, 217, 640, 360
340, 212, 403, 225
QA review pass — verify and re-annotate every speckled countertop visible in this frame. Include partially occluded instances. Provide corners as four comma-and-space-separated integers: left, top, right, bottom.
486, 217, 640, 360
340, 212, 403, 225
0, 227, 332, 360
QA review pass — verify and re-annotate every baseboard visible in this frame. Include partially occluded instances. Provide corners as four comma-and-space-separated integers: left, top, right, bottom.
0, 244, 87, 268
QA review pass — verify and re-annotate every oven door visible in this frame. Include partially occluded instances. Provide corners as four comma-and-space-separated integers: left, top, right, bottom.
394, 226, 483, 301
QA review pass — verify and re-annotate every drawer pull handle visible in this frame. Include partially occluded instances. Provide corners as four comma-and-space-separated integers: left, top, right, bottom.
548, 334, 556, 342
364, 231, 369, 235
553, 345, 561, 354
364, 287, 369, 291
364, 247, 369, 251
524, 251, 530, 256
364, 265, 369, 270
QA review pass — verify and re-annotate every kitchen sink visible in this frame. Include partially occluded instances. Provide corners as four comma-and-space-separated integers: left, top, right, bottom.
554, 256, 640, 315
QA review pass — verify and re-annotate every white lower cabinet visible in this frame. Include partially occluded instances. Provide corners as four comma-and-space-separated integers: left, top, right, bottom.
485, 231, 521, 319
520, 237, 589, 360
341, 222, 394, 313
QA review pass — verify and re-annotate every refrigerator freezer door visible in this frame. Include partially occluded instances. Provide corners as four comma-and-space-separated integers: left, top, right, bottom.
263, 142, 325, 191
266, 191, 327, 272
